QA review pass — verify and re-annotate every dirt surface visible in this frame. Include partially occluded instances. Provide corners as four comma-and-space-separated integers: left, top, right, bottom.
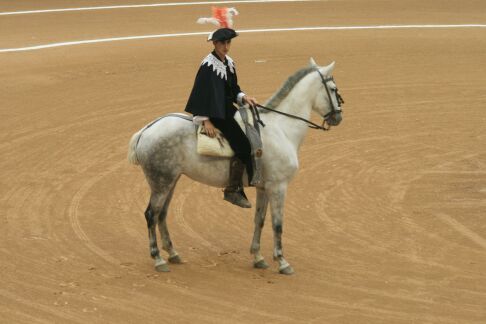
1, 1, 486, 323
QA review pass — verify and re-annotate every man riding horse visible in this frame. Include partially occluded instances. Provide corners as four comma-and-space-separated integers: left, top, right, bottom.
127, 6, 344, 273
185, 11, 258, 209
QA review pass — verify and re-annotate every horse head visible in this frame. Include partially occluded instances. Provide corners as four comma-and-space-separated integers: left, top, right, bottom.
309, 58, 344, 127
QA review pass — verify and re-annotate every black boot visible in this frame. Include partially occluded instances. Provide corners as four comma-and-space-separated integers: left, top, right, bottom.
224, 157, 252, 208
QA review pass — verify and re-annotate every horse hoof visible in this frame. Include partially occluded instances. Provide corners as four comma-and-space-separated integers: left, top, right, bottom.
155, 263, 170, 272
279, 266, 294, 275
253, 259, 269, 269
168, 255, 183, 264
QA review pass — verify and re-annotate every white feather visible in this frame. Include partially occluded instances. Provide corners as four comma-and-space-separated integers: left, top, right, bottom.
197, 17, 220, 26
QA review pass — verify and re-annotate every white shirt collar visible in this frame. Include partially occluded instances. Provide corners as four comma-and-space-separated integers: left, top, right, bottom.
201, 53, 235, 80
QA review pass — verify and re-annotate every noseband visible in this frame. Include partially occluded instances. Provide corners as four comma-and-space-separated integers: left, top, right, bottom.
316, 70, 344, 129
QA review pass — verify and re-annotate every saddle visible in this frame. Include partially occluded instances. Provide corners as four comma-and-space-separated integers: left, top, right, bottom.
196, 104, 264, 185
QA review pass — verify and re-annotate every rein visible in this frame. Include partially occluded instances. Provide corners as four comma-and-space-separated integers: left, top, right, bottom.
253, 70, 344, 131
255, 104, 329, 130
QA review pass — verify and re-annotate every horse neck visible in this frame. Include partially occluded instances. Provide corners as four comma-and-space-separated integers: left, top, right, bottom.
269, 74, 318, 149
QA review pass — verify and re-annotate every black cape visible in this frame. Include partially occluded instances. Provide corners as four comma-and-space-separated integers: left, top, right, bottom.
185, 51, 242, 119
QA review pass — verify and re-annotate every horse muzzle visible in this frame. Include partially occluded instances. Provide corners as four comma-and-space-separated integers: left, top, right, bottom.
326, 112, 342, 126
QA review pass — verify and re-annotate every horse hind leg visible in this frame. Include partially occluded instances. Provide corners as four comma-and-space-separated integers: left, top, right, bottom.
145, 188, 173, 272
160, 219, 182, 264
157, 183, 183, 264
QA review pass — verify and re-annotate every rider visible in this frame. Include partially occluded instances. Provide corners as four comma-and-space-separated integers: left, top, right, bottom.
185, 27, 258, 209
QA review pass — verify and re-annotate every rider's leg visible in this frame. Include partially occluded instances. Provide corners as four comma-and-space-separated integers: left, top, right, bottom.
225, 156, 252, 208
210, 117, 253, 208
214, 116, 253, 178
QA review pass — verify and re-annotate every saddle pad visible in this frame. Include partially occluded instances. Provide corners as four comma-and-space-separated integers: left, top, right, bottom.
197, 125, 234, 157
196, 107, 253, 158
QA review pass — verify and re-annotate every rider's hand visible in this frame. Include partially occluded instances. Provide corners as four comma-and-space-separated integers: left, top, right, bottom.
243, 95, 258, 108
203, 120, 217, 138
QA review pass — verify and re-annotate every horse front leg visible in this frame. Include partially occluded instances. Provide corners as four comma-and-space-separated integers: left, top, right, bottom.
250, 187, 269, 269
267, 183, 294, 275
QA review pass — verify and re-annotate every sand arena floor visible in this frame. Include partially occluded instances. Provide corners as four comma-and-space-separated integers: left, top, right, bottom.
1, 0, 486, 323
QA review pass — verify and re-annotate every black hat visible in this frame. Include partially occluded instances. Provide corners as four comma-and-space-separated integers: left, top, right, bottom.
208, 28, 238, 42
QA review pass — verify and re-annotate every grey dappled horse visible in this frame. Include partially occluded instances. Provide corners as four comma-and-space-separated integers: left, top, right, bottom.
128, 59, 343, 274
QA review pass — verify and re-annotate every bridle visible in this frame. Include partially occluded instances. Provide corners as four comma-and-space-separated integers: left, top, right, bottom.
255, 70, 344, 131
316, 69, 344, 129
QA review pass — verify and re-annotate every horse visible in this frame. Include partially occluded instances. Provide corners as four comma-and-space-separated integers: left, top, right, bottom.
127, 58, 344, 274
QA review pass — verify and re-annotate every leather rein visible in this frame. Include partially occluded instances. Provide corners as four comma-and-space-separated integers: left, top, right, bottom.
254, 70, 344, 131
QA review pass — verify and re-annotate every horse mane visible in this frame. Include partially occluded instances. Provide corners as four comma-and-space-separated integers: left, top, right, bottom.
262, 66, 317, 111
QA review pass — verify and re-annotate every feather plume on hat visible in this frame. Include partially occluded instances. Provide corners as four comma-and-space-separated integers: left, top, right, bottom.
197, 7, 239, 28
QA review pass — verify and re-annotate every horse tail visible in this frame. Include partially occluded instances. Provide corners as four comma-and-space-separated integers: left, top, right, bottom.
127, 129, 143, 165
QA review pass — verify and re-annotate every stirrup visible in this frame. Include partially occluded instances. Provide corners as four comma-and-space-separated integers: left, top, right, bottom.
224, 188, 252, 208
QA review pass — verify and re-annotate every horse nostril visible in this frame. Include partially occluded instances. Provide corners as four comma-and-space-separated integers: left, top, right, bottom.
330, 113, 342, 125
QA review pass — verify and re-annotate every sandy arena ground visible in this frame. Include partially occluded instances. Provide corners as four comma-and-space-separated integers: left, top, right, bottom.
1, 0, 486, 323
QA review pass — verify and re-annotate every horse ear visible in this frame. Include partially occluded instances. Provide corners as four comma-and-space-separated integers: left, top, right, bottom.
321, 61, 336, 75
309, 57, 318, 67
328, 61, 336, 72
